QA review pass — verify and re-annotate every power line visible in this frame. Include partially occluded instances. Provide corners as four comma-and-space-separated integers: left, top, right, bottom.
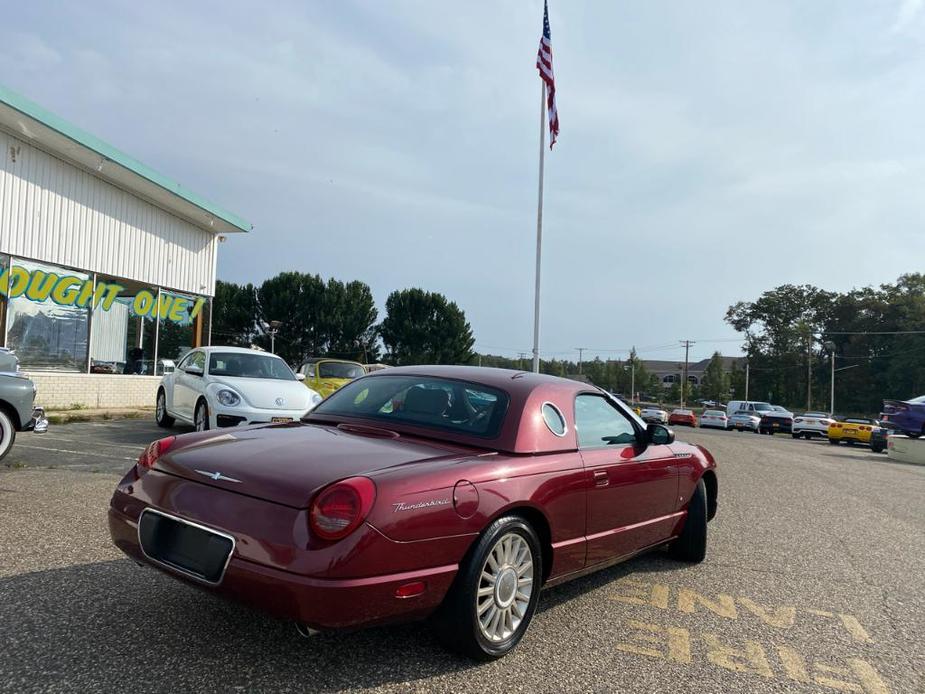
823, 330, 925, 335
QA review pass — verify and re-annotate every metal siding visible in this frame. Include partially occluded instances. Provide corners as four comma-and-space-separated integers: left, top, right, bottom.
0, 129, 217, 296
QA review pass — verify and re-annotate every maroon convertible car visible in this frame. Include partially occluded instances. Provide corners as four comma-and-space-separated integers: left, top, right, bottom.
109, 366, 718, 659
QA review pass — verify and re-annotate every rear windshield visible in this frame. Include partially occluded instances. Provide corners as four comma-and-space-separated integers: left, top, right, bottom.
734, 410, 752, 416
703, 410, 724, 416
844, 418, 874, 425
208, 352, 295, 380
803, 412, 829, 418
318, 361, 365, 379
752, 403, 773, 412
310, 375, 510, 438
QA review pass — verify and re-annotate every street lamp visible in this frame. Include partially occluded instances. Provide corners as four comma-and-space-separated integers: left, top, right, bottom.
623, 361, 636, 405
824, 341, 836, 415
269, 320, 282, 354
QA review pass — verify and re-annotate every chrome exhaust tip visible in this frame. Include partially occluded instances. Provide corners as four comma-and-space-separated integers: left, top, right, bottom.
295, 623, 321, 639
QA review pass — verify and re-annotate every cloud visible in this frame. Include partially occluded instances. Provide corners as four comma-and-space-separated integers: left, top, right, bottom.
892, 0, 923, 32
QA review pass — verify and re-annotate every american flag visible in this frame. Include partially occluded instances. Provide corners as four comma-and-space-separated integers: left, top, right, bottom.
536, 0, 559, 148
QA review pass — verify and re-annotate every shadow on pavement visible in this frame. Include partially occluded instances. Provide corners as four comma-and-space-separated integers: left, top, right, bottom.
0, 550, 683, 691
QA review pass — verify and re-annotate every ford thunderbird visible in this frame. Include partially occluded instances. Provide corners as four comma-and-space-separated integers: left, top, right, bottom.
109, 366, 718, 660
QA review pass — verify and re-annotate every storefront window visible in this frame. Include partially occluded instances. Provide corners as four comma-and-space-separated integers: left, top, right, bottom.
156, 289, 206, 371
89, 277, 158, 375
4, 258, 90, 371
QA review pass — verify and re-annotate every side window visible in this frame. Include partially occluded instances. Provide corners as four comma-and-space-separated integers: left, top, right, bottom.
575, 394, 637, 449
186, 351, 205, 372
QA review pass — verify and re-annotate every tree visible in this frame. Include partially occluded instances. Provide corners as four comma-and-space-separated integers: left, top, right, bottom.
212, 280, 258, 346
725, 274, 925, 414
380, 289, 475, 365
700, 352, 729, 402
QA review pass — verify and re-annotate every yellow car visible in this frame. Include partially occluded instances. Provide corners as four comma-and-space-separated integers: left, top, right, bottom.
297, 358, 366, 398
827, 417, 879, 446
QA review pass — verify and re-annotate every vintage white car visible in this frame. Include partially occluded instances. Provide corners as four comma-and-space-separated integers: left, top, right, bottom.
155, 346, 322, 431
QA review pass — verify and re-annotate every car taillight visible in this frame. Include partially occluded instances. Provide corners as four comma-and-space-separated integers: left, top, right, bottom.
831, 423, 842, 428
309, 476, 377, 541
137, 436, 176, 471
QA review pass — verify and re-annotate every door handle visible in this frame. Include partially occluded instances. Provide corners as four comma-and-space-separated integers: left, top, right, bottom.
593, 470, 609, 488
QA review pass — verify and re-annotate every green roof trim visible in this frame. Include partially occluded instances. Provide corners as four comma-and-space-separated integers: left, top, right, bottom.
0, 83, 251, 233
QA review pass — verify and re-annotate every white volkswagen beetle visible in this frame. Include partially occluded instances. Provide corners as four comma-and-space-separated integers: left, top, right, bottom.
155, 346, 322, 431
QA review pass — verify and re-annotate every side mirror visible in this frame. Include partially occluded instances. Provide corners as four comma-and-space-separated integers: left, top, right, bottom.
295, 373, 306, 381
185, 364, 204, 376
647, 423, 675, 445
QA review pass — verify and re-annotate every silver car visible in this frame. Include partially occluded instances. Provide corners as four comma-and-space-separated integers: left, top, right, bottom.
728, 410, 761, 433
0, 348, 48, 461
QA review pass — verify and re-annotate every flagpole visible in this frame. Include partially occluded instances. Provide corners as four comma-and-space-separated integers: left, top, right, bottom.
532, 83, 546, 373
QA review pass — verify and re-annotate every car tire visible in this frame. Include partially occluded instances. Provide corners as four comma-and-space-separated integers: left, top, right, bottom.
828, 438, 839, 445
871, 443, 885, 453
432, 515, 542, 661
670, 478, 707, 563
155, 390, 175, 428
194, 399, 210, 432
0, 409, 16, 462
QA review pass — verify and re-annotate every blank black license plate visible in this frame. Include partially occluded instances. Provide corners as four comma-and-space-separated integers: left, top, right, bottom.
138, 510, 234, 584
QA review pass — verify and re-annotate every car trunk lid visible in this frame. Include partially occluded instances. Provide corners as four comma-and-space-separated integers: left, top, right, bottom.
153, 422, 477, 508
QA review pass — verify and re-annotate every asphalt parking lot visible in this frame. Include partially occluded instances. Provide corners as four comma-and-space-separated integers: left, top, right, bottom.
1, 421, 923, 693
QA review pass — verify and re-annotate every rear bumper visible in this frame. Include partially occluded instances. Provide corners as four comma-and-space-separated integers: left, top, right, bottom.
108, 506, 457, 630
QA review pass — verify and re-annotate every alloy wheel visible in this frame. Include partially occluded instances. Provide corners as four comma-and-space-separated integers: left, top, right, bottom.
195, 404, 207, 431
476, 532, 534, 643
156, 394, 165, 421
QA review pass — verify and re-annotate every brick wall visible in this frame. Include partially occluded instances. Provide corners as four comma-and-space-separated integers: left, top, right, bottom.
29, 373, 160, 409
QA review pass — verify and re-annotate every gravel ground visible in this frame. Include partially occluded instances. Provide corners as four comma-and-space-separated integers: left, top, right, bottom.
1, 423, 922, 693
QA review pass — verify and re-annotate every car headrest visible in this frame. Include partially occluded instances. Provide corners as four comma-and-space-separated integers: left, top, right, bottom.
404, 387, 449, 415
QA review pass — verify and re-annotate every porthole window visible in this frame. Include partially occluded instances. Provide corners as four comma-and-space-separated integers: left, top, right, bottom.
542, 403, 567, 437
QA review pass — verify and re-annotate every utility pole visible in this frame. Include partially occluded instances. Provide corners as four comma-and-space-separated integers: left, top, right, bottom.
680, 340, 694, 407
806, 333, 813, 412
744, 362, 750, 402
576, 347, 586, 375
517, 352, 528, 371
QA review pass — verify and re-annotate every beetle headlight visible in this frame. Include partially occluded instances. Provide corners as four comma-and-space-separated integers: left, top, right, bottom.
217, 389, 241, 407
307, 391, 323, 410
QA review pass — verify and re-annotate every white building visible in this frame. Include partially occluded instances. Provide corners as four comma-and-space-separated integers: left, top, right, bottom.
0, 84, 251, 408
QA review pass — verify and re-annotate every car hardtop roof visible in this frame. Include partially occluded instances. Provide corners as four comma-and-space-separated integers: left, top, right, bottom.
302, 357, 364, 365
201, 346, 282, 357
364, 364, 594, 397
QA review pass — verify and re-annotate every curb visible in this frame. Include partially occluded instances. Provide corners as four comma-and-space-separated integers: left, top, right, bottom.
46, 409, 154, 425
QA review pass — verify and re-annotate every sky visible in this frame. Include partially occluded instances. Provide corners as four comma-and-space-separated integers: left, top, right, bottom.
2, 1, 924, 364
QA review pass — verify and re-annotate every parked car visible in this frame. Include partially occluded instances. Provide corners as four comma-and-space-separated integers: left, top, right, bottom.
363, 363, 390, 373
668, 409, 697, 427
880, 396, 925, 438
725, 400, 774, 418
759, 413, 793, 435
791, 412, 834, 439
827, 417, 879, 447
639, 406, 668, 424
870, 426, 889, 453
156, 346, 322, 431
729, 410, 761, 433
0, 348, 48, 460
698, 409, 728, 430
298, 358, 366, 398
110, 366, 718, 660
